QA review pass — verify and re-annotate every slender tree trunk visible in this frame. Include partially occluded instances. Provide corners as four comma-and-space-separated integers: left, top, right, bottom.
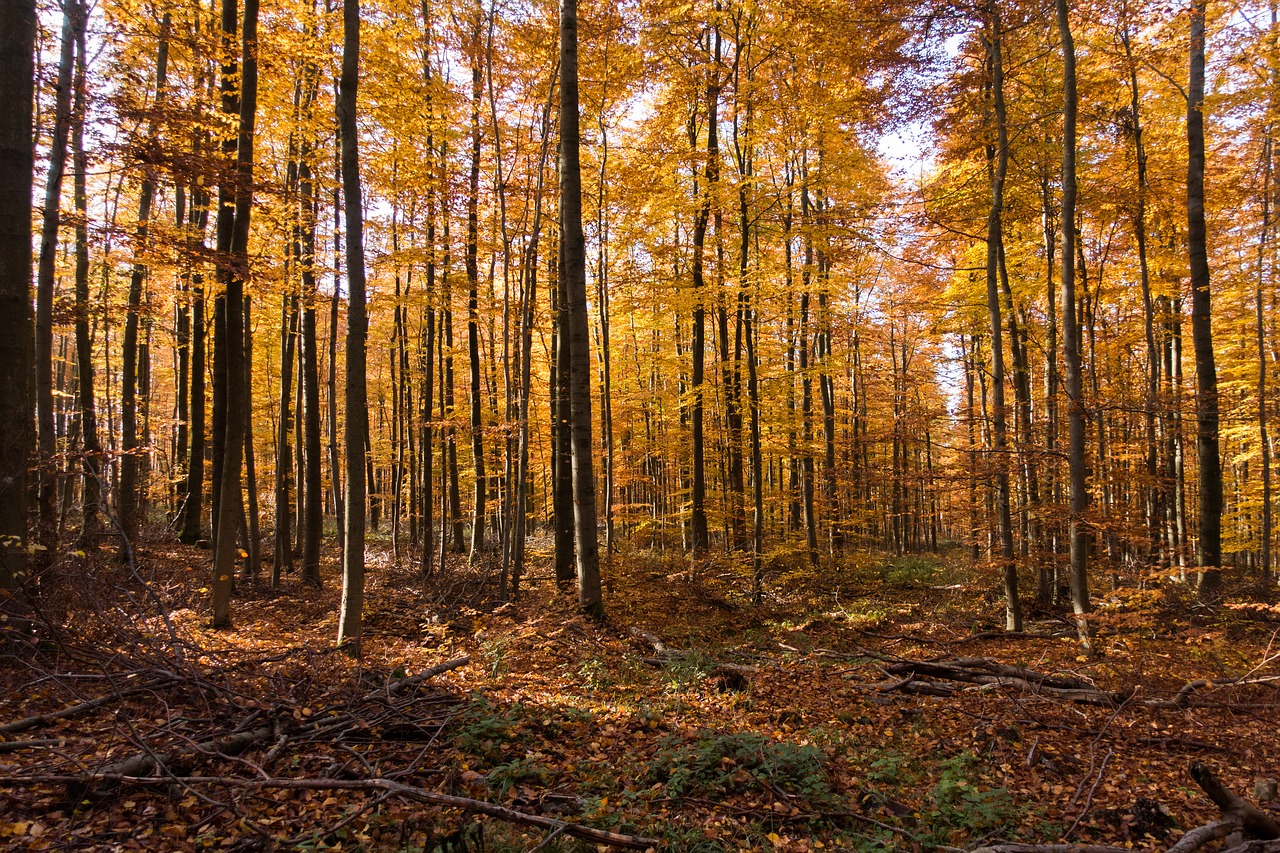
1058, 0, 1090, 645
552, 200, 575, 583
34, 5, 76, 547
300, 145, 323, 586
1257, 13, 1275, 583
337, 0, 368, 653
466, 19, 485, 562
329, 145, 345, 552
71, 11, 102, 540
120, 17, 171, 541
417, 14, 436, 581
512, 62, 556, 593
179, 185, 208, 544
560, 0, 602, 619
689, 21, 720, 555
275, 237, 298, 583
983, 4, 1021, 631
241, 294, 261, 579
1187, 0, 1223, 597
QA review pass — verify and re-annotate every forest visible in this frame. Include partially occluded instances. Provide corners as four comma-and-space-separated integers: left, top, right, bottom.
1, 0, 1280, 848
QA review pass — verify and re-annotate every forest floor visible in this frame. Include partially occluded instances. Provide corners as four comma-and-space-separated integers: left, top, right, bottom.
1, 532, 1279, 852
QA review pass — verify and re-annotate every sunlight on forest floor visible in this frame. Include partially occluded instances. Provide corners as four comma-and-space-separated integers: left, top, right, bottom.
1, 536, 1278, 852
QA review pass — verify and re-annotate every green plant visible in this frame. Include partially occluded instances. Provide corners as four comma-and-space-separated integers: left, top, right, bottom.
881, 555, 940, 585
578, 656, 608, 693
643, 730, 837, 807
923, 751, 1017, 843
482, 636, 509, 678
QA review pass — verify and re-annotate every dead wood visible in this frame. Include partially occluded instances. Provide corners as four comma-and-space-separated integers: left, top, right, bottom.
4, 773, 660, 850
0, 672, 181, 734
1164, 818, 1240, 853
1190, 762, 1280, 839
972, 764, 1278, 853
967, 840, 1131, 845
0, 737, 66, 752
864, 657, 1129, 706
74, 655, 470, 796
629, 627, 759, 682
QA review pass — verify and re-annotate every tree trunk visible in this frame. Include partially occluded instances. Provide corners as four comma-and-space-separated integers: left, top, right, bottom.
466, 20, 485, 563
211, 0, 257, 628
120, 16, 171, 541
560, 0, 602, 619
1057, 0, 1090, 646
552, 205, 575, 584
33, 4, 76, 547
71, 10, 102, 540
337, 0, 368, 654
689, 23, 719, 556
0, 0, 35, 597
983, 4, 1021, 632
1187, 0, 1223, 598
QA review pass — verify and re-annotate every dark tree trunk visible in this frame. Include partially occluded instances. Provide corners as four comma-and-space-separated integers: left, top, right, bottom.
552, 213, 575, 584
983, 3, 1021, 631
1058, 0, 1091, 645
1187, 0, 1223, 597
34, 4, 76, 547
300, 143, 323, 586
120, 16, 171, 541
337, 0, 368, 653
688, 22, 719, 556
560, 0, 602, 619
71, 10, 102, 540
0, 0, 35, 597
466, 22, 485, 562
211, 0, 257, 628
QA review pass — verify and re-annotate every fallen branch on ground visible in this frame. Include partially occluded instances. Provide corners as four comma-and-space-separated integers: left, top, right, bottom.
628, 628, 759, 684
970, 763, 1279, 853
2, 773, 659, 850
76, 655, 470, 796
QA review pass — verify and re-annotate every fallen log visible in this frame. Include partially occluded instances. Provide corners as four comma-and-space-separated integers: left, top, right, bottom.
3, 773, 659, 850
865, 657, 1129, 706
1190, 762, 1280, 840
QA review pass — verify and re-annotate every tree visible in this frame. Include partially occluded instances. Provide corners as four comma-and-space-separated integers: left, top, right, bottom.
211, 0, 260, 628
120, 14, 171, 541
33, 3, 76, 548
0, 0, 35, 599
337, 0, 369, 653
982, 1, 1020, 632
1056, 0, 1090, 646
1187, 0, 1222, 598
560, 0, 601, 619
